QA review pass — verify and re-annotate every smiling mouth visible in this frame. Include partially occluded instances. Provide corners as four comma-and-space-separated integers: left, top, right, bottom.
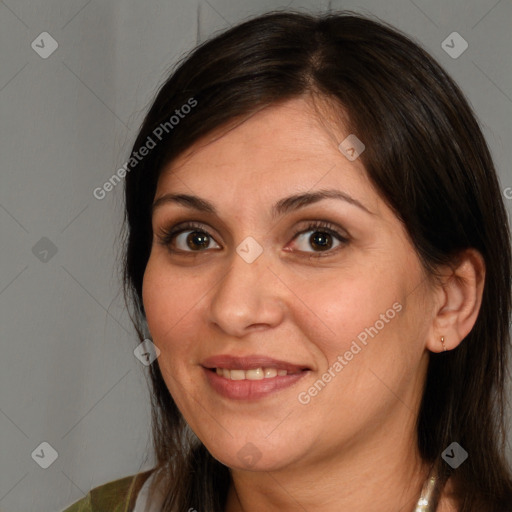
212, 367, 304, 380
202, 356, 311, 400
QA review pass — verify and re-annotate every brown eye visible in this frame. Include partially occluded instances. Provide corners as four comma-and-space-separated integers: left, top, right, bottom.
290, 221, 349, 256
309, 231, 334, 251
172, 230, 220, 251
294, 230, 338, 252
183, 231, 209, 250
156, 222, 221, 252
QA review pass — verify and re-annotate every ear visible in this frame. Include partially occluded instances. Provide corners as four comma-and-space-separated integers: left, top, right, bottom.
425, 249, 485, 353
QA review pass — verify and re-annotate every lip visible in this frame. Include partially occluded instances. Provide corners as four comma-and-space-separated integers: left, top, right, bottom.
201, 354, 311, 401
203, 367, 309, 400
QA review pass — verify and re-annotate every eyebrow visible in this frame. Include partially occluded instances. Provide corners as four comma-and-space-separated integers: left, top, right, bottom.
151, 188, 374, 218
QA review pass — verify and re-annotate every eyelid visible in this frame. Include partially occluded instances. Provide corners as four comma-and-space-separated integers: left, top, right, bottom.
293, 219, 350, 240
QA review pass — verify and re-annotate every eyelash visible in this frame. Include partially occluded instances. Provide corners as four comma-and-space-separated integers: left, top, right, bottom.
155, 220, 350, 258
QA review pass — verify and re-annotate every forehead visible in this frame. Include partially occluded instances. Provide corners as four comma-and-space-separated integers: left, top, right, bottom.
155, 96, 376, 207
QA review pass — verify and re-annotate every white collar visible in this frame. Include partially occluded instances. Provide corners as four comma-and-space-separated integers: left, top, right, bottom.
133, 471, 166, 512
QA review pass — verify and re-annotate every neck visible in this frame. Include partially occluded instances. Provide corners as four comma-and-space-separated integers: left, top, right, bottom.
225, 417, 431, 512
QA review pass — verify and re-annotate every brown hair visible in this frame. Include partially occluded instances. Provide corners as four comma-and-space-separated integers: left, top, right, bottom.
122, 9, 512, 511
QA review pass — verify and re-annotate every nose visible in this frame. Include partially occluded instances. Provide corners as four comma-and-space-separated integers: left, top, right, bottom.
207, 243, 286, 337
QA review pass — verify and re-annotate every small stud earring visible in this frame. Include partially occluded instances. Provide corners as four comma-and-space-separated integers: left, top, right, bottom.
440, 336, 447, 352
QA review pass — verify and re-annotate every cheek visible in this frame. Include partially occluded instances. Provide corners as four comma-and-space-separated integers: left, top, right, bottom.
142, 258, 201, 353
142, 260, 203, 404
292, 278, 419, 426
293, 267, 406, 362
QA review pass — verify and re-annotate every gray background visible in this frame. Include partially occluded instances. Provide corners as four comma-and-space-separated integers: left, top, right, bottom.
0, 0, 511, 511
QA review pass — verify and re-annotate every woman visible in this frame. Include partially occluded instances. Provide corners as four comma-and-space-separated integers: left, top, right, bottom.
62, 9, 512, 512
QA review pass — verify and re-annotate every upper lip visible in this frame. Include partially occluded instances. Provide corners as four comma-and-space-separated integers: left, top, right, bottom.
201, 354, 311, 372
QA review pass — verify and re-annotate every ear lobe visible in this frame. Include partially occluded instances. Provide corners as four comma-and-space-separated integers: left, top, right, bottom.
426, 249, 485, 353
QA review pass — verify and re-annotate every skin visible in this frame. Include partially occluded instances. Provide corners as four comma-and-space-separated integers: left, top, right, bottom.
142, 95, 485, 511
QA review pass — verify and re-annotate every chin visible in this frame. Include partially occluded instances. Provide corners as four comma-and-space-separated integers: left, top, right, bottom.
204, 439, 301, 472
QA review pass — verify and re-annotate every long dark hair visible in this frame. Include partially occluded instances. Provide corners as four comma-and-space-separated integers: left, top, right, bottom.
122, 9, 512, 511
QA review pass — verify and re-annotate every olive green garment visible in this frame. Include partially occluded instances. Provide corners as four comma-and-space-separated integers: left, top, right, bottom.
61, 470, 154, 512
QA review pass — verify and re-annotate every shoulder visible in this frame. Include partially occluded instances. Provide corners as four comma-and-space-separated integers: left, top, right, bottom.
60, 469, 155, 512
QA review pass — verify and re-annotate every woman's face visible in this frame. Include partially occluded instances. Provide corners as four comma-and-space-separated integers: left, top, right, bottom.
142, 96, 435, 472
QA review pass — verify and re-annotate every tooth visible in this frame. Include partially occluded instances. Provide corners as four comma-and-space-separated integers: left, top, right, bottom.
230, 369, 246, 380
216, 367, 292, 380
264, 368, 278, 378
245, 368, 264, 380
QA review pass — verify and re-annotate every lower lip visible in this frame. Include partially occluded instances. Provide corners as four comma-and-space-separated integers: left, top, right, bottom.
203, 367, 309, 400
